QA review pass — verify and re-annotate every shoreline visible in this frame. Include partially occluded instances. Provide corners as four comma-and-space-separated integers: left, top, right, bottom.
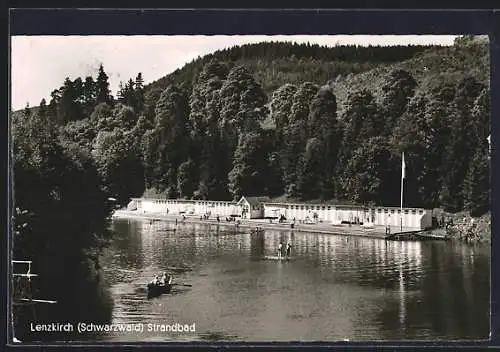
112, 210, 431, 240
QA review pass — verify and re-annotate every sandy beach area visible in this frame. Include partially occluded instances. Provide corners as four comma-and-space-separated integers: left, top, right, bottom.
112, 209, 425, 239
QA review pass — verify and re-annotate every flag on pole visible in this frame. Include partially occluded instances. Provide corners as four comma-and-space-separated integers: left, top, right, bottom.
400, 152, 405, 230
401, 152, 406, 180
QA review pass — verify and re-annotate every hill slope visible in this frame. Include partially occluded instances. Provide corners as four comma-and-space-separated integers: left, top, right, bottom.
145, 41, 441, 98
142, 40, 488, 126
330, 40, 489, 115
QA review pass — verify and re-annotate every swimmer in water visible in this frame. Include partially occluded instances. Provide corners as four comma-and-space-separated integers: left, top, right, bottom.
277, 242, 283, 259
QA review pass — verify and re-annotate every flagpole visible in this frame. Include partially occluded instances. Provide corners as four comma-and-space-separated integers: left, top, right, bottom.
400, 152, 405, 232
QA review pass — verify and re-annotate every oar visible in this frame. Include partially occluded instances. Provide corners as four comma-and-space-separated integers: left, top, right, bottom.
166, 266, 192, 271
103, 268, 136, 274
173, 282, 192, 287
117, 269, 136, 273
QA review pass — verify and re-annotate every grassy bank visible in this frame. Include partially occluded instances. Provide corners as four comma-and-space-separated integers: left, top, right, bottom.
434, 210, 491, 244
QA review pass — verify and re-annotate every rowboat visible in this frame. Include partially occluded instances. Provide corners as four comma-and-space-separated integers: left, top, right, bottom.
147, 282, 172, 298
263, 255, 295, 261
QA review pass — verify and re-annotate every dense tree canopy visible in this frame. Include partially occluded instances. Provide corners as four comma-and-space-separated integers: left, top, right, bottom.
12, 105, 113, 340
14, 38, 491, 217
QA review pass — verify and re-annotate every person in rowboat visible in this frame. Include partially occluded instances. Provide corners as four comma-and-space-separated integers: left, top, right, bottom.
161, 272, 173, 285
152, 275, 160, 285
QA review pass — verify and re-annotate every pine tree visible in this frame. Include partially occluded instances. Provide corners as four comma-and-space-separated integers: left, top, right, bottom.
23, 103, 31, 119
336, 89, 381, 199
151, 85, 189, 193
307, 86, 340, 198
418, 98, 451, 208
228, 131, 268, 200
57, 77, 83, 123
270, 83, 297, 154
144, 87, 163, 122
393, 91, 451, 208
189, 61, 227, 135
295, 137, 324, 200
270, 84, 297, 130
117, 81, 125, 102
342, 137, 397, 205
135, 72, 145, 113
380, 69, 417, 133
38, 99, 47, 120
440, 77, 484, 212
117, 79, 137, 110
266, 151, 284, 197
82, 76, 97, 117
289, 82, 318, 125
279, 82, 318, 196
177, 159, 197, 199
470, 87, 490, 152
125, 79, 137, 109
96, 64, 112, 105
141, 128, 160, 190
281, 118, 307, 197
47, 89, 61, 122
219, 65, 267, 133
464, 148, 490, 216
188, 61, 231, 199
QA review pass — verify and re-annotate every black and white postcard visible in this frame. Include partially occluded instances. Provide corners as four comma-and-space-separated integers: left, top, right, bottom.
8, 9, 493, 346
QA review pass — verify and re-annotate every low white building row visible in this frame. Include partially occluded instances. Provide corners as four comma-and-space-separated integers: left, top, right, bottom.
263, 202, 431, 229
129, 196, 433, 230
132, 198, 241, 218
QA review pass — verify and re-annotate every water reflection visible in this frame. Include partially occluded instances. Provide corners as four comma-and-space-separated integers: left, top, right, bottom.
399, 261, 406, 331
99, 219, 490, 341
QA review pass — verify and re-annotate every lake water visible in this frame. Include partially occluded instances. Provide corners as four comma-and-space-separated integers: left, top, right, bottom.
97, 218, 490, 342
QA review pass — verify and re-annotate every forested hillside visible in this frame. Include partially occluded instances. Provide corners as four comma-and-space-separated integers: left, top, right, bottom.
13, 36, 490, 216
147, 42, 440, 98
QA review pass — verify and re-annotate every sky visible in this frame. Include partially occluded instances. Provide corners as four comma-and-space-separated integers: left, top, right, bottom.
10, 35, 458, 111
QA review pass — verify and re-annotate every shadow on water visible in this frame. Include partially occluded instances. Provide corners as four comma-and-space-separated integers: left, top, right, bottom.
14, 268, 114, 342
97, 219, 490, 342
374, 241, 490, 340
198, 331, 239, 341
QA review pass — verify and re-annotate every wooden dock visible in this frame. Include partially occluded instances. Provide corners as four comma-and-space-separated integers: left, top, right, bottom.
385, 229, 449, 241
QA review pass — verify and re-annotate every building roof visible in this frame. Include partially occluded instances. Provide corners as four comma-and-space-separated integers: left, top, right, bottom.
238, 196, 271, 206
131, 198, 237, 204
264, 202, 425, 211
132, 197, 427, 211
